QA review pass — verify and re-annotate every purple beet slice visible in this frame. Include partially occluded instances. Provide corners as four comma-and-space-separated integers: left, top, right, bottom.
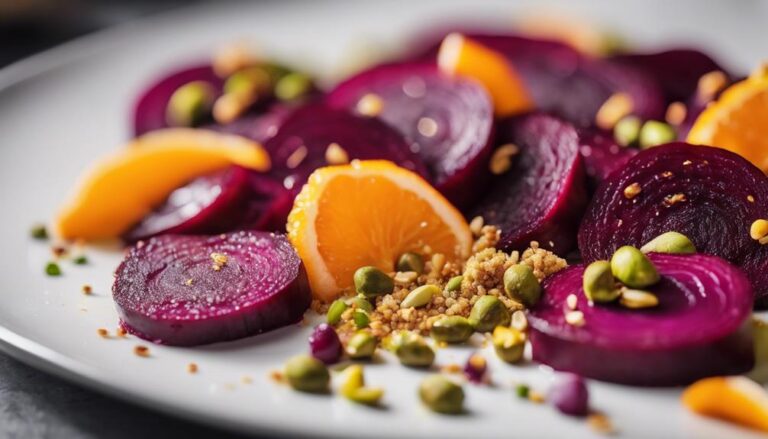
411, 33, 665, 127
114, 231, 310, 346
124, 167, 293, 242
528, 253, 754, 386
132, 64, 223, 136
264, 103, 430, 192
471, 114, 588, 255
206, 104, 292, 144
577, 129, 638, 190
326, 62, 494, 208
578, 142, 768, 307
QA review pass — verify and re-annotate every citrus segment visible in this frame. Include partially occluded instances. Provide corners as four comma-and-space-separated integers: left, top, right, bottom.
682, 376, 768, 432
287, 160, 472, 301
687, 67, 768, 173
437, 32, 534, 117
55, 128, 270, 240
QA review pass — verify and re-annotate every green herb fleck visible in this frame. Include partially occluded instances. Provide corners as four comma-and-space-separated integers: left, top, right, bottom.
515, 384, 530, 399
45, 262, 62, 277
73, 255, 88, 265
30, 224, 48, 240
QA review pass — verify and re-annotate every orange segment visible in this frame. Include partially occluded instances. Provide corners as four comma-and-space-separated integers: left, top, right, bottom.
682, 376, 768, 432
687, 66, 768, 173
287, 160, 472, 301
438, 32, 534, 117
55, 128, 270, 240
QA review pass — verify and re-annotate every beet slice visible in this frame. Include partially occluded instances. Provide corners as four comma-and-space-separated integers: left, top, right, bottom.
577, 129, 638, 190
578, 142, 768, 307
264, 103, 430, 191
124, 167, 293, 242
471, 114, 588, 255
528, 253, 754, 386
132, 64, 224, 137
411, 33, 665, 127
326, 62, 494, 208
114, 231, 310, 346
206, 105, 292, 144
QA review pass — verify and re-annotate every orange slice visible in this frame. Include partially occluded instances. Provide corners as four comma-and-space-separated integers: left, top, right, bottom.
287, 160, 472, 301
55, 128, 270, 240
682, 376, 768, 432
687, 66, 768, 173
438, 32, 534, 117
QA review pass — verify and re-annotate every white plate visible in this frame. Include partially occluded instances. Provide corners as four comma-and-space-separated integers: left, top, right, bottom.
1, 1, 767, 437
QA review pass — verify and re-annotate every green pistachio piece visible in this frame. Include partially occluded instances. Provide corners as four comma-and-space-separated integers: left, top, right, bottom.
284, 355, 329, 393
468, 295, 510, 332
346, 330, 377, 359
326, 299, 348, 325
166, 81, 215, 127
610, 245, 660, 288
503, 264, 541, 307
430, 316, 474, 344
640, 231, 696, 254
396, 252, 424, 274
492, 326, 526, 363
445, 275, 463, 292
419, 375, 464, 414
401, 284, 439, 309
275, 72, 312, 101
353, 266, 394, 298
639, 120, 677, 149
340, 365, 384, 405
353, 309, 370, 329
30, 224, 48, 240
45, 262, 61, 277
582, 260, 620, 303
391, 332, 435, 367
614, 116, 642, 147
223, 67, 271, 97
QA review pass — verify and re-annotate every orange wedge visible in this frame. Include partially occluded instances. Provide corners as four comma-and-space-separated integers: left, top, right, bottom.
287, 160, 472, 301
682, 376, 768, 432
55, 128, 270, 240
438, 32, 534, 117
687, 65, 768, 173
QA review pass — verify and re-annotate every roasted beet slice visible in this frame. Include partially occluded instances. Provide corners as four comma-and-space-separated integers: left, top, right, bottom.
206, 105, 292, 144
264, 103, 430, 191
326, 63, 494, 208
577, 129, 638, 190
132, 64, 223, 136
529, 253, 754, 386
412, 33, 665, 127
114, 231, 310, 346
124, 167, 292, 242
471, 114, 588, 255
578, 143, 768, 307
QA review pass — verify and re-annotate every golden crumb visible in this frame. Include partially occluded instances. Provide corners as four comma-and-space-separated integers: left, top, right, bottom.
241, 375, 253, 384
528, 391, 546, 404
356, 93, 384, 117
325, 142, 349, 165
489, 144, 519, 175
697, 70, 728, 101
82, 284, 92, 295
269, 370, 284, 382
116, 327, 127, 337
441, 363, 463, 374
187, 363, 198, 374
134, 345, 150, 357
97, 328, 109, 338
623, 182, 642, 199
286, 145, 308, 169
665, 101, 687, 126
587, 413, 617, 435
212, 41, 256, 77
210, 252, 228, 265
663, 193, 686, 207
185, 278, 194, 286
596, 93, 633, 130
748, 195, 756, 203
469, 216, 484, 236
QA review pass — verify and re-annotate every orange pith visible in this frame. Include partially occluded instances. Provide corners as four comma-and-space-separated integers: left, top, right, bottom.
687, 66, 768, 173
287, 160, 472, 301
438, 32, 534, 117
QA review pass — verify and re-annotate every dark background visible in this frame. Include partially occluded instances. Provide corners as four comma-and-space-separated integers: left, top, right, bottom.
1, 2, 251, 437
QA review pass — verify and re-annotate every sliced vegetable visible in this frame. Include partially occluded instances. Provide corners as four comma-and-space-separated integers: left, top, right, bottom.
528, 253, 754, 386
578, 142, 768, 307
113, 231, 310, 346
327, 62, 494, 208
471, 114, 588, 255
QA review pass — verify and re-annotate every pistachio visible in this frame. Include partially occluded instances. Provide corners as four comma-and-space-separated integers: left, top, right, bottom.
166, 81, 215, 127
326, 299, 348, 325
492, 326, 526, 363
284, 354, 330, 393
511, 310, 528, 331
391, 332, 435, 367
394, 271, 419, 284
619, 288, 659, 309
640, 231, 696, 254
515, 384, 530, 398
401, 284, 438, 309
750, 219, 768, 244
610, 245, 660, 288
275, 72, 312, 101
396, 252, 425, 274
430, 316, 474, 343
340, 365, 384, 405
224, 67, 271, 98
445, 275, 463, 292
613, 116, 641, 147
353, 266, 394, 298
582, 260, 620, 303
639, 120, 677, 149
353, 309, 370, 329
503, 264, 542, 307
346, 330, 377, 359
30, 224, 48, 240
468, 296, 511, 333
348, 295, 373, 312
419, 375, 465, 414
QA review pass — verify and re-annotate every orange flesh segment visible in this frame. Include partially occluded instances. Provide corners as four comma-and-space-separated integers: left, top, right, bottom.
682, 376, 768, 432
687, 71, 768, 173
288, 160, 472, 301
438, 32, 534, 117
55, 129, 270, 240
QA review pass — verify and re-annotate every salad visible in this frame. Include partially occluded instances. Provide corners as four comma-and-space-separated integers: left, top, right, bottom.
33, 18, 768, 434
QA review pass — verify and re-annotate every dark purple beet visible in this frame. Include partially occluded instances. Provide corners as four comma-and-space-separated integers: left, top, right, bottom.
264, 103, 430, 192
471, 114, 588, 255
124, 167, 293, 242
132, 64, 223, 137
113, 231, 310, 346
411, 33, 665, 127
206, 104, 292, 144
308, 324, 343, 364
529, 253, 755, 386
326, 62, 494, 208
578, 143, 768, 307
577, 129, 638, 190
